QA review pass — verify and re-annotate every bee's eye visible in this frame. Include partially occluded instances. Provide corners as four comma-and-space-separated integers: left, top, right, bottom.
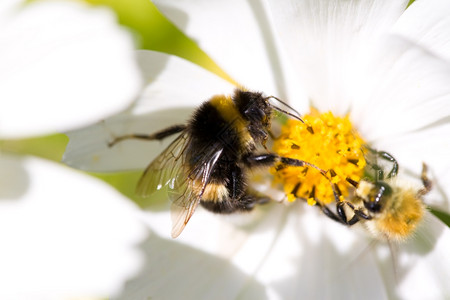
245, 106, 265, 121
364, 181, 392, 213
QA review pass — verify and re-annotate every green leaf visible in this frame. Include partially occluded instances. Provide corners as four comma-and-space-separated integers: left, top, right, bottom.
91, 171, 169, 210
407, 1, 415, 8
0, 134, 69, 161
430, 208, 450, 228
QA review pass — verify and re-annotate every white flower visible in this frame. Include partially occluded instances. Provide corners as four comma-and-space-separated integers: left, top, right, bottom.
0, 0, 142, 138
63, 0, 450, 299
0, 0, 145, 299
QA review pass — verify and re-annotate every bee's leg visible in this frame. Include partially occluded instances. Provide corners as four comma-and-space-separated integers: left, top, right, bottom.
291, 183, 347, 224
343, 201, 372, 223
366, 148, 399, 179
239, 189, 272, 210
328, 183, 360, 225
321, 178, 371, 226
314, 201, 348, 225
314, 200, 370, 226
378, 151, 398, 178
108, 124, 186, 147
200, 164, 271, 214
200, 191, 270, 214
418, 162, 432, 196
228, 166, 271, 209
243, 153, 327, 176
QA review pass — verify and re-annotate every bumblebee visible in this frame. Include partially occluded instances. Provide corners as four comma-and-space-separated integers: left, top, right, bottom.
318, 149, 431, 241
110, 89, 321, 238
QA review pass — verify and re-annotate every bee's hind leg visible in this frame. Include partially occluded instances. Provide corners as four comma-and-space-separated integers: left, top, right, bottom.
108, 124, 187, 147
240, 188, 273, 209
200, 191, 270, 214
229, 166, 271, 210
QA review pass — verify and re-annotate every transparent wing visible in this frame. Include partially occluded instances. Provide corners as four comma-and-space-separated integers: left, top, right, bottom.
136, 131, 190, 197
136, 131, 224, 238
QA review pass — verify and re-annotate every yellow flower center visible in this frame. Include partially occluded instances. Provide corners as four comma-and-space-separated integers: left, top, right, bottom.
271, 110, 366, 205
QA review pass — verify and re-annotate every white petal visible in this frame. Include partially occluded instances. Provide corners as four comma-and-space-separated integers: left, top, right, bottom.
130, 205, 289, 299
349, 36, 450, 141
374, 213, 450, 299
237, 205, 387, 299
63, 51, 235, 172
0, 155, 145, 299
152, 0, 292, 99
0, 0, 142, 138
115, 230, 268, 300
137, 202, 389, 299
267, 0, 409, 114
433, 168, 450, 212
393, 0, 450, 62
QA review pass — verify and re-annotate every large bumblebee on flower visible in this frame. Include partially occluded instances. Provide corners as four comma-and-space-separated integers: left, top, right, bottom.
110, 88, 321, 238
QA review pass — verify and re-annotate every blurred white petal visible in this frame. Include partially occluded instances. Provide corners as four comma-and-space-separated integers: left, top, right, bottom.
152, 0, 302, 100
115, 230, 268, 300
0, 154, 145, 299
63, 50, 235, 172
393, 0, 450, 61
0, 0, 142, 138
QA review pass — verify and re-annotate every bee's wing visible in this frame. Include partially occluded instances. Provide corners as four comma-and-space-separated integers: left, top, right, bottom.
136, 131, 224, 238
169, 146, 223, 238
136, 131, 191, 197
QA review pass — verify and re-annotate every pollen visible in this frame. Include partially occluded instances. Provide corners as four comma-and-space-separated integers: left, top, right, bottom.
272, 109, 366, 205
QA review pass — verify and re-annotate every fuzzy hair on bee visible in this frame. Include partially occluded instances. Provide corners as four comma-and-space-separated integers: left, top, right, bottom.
109, 88, 322, 238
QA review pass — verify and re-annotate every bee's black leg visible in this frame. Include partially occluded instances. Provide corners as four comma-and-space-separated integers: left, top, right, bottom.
315, 201, 348, 225
229, 166, 245, 200
366, 148, 399, 179
200, 191, 270, 214
244, 153, 327, 176
108, 124, 187, 147
239, 190, 272, 210
314, 179, 371, 226
313, 200, 369, 226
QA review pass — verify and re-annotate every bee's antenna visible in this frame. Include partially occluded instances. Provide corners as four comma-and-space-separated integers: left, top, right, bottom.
266, 96, 314, 134
266, 96, 302, 119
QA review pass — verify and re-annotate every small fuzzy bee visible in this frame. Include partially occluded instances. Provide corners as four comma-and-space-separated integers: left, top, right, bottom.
318, 149, 431, 242
110, 88, 321, 238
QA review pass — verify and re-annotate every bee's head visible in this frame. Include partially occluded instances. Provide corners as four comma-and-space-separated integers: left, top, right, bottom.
357, 180, 392, 214
233, 89, 304, 126
233, 90, 272, 125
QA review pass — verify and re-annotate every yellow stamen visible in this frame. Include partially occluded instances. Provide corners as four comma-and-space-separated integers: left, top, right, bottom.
272, 109, 366, 204
307, 198, 317, 206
